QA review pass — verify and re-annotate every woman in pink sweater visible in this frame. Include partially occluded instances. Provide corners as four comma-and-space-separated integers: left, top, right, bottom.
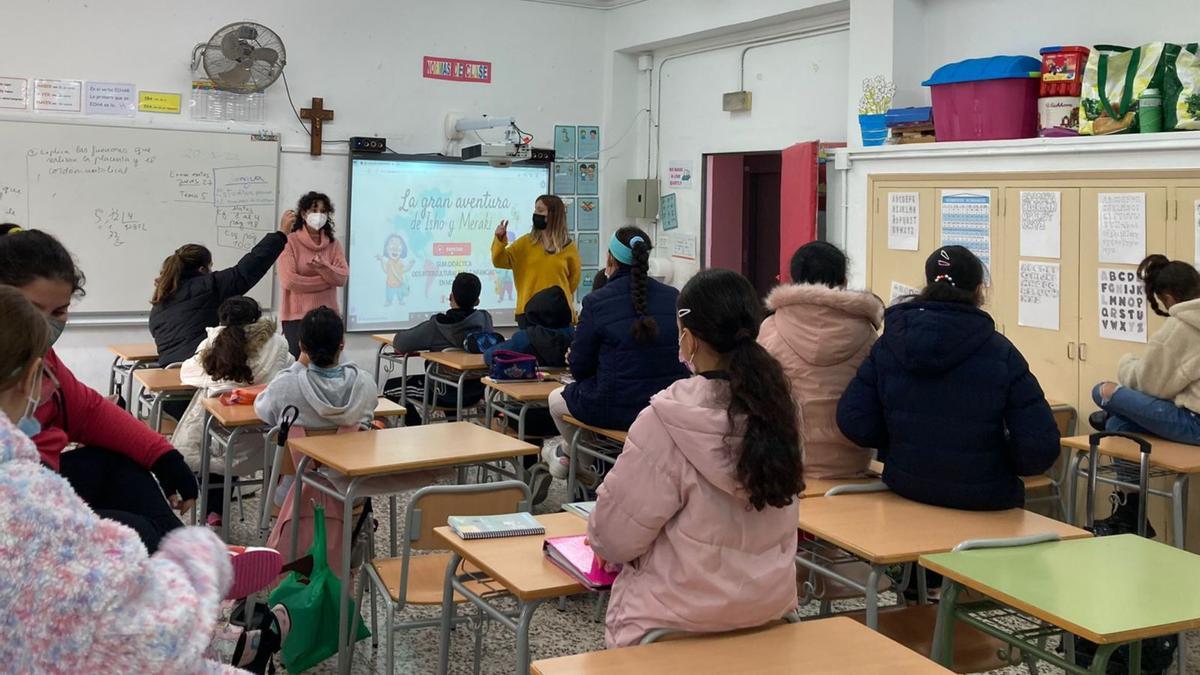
278, 192, 348, 357
588, 268, 804, 647
759, 241, 884, 479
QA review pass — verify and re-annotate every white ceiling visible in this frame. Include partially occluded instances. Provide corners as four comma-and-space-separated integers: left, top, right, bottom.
515, 0, 647, 9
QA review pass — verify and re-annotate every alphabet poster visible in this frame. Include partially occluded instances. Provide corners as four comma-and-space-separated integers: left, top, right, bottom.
1019, 191, 1061, 259
887, 191, 919, 250
1098, 267, 1147, 343
1098, 192, 1145, 265
1018, 261, 1060, 331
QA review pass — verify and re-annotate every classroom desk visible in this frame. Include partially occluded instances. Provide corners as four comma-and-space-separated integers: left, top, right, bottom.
1060, 433, 1200, 548
483, 377, 561, 440
529, 616, 955, 675
133, 367, 195, 433
289, 423, 538, 675
107, 342, 158, 410
794, 489, 1090, 629
922, 534, 1200, 674
563, 415, 628, 503
436, 512, 588, 675
420, 350, 488, 423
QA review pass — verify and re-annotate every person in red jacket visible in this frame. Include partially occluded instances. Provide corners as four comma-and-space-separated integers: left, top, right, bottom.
0, 224, 197, 552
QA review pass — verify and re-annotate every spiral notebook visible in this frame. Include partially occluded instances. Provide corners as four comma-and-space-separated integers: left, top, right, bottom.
447, 512, 545, 540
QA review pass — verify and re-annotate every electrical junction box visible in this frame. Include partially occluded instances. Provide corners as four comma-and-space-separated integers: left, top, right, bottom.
723, 91, 752, 112
350, 136, 387, 153
626, 179, 660, 219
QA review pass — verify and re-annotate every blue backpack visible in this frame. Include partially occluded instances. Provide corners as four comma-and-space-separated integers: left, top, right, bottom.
463, 330, 504, 354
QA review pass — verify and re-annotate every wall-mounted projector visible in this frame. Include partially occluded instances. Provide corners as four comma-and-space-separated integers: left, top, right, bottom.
445, 113, 531, 167
461, 142, 531, 168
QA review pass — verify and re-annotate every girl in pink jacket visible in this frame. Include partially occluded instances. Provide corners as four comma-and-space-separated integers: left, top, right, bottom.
759, 241, 883, 479
588, 268, 804, 647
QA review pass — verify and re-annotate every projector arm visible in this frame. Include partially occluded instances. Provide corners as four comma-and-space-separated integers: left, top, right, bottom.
454, 116, 516, 133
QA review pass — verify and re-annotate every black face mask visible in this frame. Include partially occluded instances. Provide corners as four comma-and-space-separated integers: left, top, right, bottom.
532, 213, 548, 230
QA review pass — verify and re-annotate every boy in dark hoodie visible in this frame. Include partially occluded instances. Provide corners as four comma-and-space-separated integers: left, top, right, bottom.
484, 286, 574, 368
390, 272, 493, 425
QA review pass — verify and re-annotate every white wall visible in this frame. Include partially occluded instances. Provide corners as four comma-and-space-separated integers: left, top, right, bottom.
4, 0, 605, 390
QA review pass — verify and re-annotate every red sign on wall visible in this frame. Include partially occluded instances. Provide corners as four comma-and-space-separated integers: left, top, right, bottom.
422, 56, 492, 84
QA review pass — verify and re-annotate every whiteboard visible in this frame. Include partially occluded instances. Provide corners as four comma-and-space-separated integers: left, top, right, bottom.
0, 119, 280, 314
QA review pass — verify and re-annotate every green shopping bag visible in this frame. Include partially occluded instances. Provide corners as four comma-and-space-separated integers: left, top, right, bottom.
1163, 43, 1200, 130
1079, 43, 1166, 135
268, 504, 370, 673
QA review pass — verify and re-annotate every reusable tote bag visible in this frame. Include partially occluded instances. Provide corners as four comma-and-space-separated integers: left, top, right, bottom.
1164, 43, 1200, 130
268, 504, 370, 672
1079, 43, 1166, 135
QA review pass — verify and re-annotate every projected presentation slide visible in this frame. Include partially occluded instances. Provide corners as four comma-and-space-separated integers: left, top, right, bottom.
346, 157, 550, 331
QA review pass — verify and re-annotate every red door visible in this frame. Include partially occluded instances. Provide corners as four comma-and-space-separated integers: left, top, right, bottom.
779, 141, 820, 283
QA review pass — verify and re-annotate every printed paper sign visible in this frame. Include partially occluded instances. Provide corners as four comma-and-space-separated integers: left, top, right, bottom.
659, 193, 678, 231
138, 91, 181, 114
575, 161, 598, 196
670, 232, 697, 261
422, 56, 492, 84
84, 81, 135, 116
1098, 192, 1145, 265
33, 79, 82, 112
0, 77, 28, 110
561, 197, 575, 231
889, 280, 919, 305
1018, 261, 1060, 331
887, 191, 919, 251
940, 190, 991, 273
1098, 267, 1148, 343
577, 231, 601, 267
554, 125, 576, 160
577, 126, 600, 160
667, 160, 694, 189
576, 198, 599, 231
552, 162, 575, 196
1019, 191, 1061, 259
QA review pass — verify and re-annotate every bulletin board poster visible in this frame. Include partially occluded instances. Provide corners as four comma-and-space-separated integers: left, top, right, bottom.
887, 191, 919, 250
1098, 192, 1146, 265
940, 189, 991, 274
562, 197, 575, 231
577, 267, 599, 302
1019, 191, 1061, 259
576, 197, 599, 231
552, 162, 576, 195
577, 126, 600, 159
1098, 267, 1148, 343
577, 231, 601, 267
1018, 261, 1060, 331
660, 193, 678, 231
667, 160, 694, 190
554, 125, 576, 161
576, 161, 598, 195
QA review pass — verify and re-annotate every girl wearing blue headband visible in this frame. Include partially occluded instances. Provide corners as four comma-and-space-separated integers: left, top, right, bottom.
542, 226, 689, 482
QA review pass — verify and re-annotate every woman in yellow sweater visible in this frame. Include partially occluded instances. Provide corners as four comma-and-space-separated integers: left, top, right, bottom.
492, 194, 582, 326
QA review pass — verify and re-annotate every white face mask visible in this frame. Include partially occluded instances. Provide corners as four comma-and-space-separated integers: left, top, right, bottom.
305, 212, 328, 230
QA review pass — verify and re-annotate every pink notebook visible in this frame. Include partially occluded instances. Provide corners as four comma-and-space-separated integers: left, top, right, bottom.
543, 535, 621, 590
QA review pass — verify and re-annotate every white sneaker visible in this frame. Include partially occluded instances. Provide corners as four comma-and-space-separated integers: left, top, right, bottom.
542, 437, 570, 480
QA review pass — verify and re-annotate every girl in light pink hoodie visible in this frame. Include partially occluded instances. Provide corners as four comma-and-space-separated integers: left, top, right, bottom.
759, 241, 883, 479
588, 268, 804, 647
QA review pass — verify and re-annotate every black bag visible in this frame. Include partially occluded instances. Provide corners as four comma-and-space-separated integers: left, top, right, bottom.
463, 331, 504, 354
1072, 634, 1176, 675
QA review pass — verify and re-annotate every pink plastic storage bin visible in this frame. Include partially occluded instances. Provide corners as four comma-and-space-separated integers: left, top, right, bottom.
923, 56, 1042, 141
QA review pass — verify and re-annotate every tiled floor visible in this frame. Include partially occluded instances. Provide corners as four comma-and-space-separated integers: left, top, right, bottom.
224, 476, 1198, 674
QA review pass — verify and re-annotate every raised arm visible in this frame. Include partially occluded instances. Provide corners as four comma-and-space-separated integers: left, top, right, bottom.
212, 231, 287, 299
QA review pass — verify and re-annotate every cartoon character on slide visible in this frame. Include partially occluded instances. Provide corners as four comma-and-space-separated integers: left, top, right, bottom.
376, 233, 408, 306
494, 270, 514, 303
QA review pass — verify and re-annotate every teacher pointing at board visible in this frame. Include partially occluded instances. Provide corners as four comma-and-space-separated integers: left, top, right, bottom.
492, 195, 581, 327
278, 191, 349, 357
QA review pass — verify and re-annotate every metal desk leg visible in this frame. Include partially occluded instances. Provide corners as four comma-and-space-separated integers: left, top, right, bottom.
864, 565, 883, 629
288, 456, 312, 558
516, 598, 548, 674
915, 563, 928, 604
437, 552, 462, 675
337, 477, 362, 675
930, 579, 961, 666
423, 364, 435, 425
219, 427, 244, 542
565, 427, 581, 503
1064, 450, 1084, 526
108, 356, 120, 399
1171, 474, 1188, 548
198, 412, 215, 526
260, 437, 285, 537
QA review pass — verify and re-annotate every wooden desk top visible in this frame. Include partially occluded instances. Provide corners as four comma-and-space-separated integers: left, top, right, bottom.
563, 415, 627, 443
483, 377, 562, 402
922, 534, 1200, 645
133, 368, 195, 393
203, 396, 406, 428
1061, 434, 1200, 474
797, 491, 1090, 565
434, 512, 586, 602
529, 616, 954, 675
108, 342, 158, 362
288, 421, 536, 477
371, 333, 394, 346
423, 351, 487, 371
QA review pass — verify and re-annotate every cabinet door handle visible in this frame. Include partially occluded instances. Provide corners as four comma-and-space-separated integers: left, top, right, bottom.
1079, 342, 1088, 361
1067, 342, 1076, 360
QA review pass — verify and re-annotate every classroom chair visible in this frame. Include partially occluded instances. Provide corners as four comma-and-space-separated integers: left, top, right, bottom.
563, 416, 628, 502
362, 481, 533, 674
1022, 403, 1079, 520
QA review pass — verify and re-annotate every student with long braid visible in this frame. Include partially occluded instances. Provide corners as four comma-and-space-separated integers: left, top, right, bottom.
544, 226, 688, 480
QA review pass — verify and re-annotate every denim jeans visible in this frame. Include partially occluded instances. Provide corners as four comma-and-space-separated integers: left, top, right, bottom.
1092, 383, 1200, 445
